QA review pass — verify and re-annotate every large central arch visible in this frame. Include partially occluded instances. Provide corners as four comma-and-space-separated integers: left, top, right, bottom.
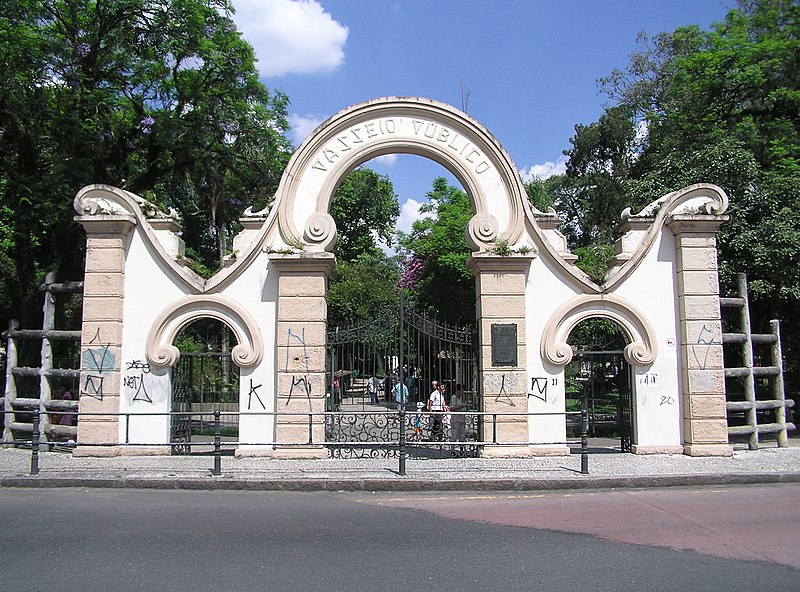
275, 97, 529, 254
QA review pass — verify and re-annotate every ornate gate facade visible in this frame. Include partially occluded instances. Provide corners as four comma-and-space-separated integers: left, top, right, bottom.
325, 301, 480, 457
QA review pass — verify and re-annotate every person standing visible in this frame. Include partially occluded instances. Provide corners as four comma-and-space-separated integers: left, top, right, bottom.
368, 373, 380, 405
449, 383, 467, 442
393, 379, 409, 412
427, 380, 445, 441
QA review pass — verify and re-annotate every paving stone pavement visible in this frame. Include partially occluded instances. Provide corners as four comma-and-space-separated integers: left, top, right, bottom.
1, 440, 799, 491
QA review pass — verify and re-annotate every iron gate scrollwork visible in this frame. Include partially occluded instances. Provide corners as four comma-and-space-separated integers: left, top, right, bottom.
170, 383, 192, 455
325, 304, 480, 458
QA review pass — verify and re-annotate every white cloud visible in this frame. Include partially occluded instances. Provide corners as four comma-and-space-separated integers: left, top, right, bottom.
231, 0, 348, 77
396, 198, 433, 235
519, 155, 568, 181
288, 113, 323, 146
372, 154, 398, 166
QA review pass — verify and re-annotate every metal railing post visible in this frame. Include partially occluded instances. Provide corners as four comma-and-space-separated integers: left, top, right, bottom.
212, 409, 222, 476
398, 407, 406, 476
30, 409, 40, 476
580, 394, 589, 475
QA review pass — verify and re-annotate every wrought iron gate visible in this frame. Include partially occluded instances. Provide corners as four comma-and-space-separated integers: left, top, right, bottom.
170, 383, 192, 455
567, 350, 633, 452
325, 302, 480, 457
171, 352, 240, 455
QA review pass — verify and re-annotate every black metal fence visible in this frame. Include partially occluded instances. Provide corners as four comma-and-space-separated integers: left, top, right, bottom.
3, 407, 591, 477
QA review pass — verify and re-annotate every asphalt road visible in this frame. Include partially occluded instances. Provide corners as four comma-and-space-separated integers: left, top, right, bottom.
0, 486, 796, 592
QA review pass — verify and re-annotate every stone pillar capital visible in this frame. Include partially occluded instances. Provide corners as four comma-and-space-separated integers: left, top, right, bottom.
467, 252, 536, 276
74, 215, 136, 237
268, 252, 336, 276
667, 214, 729, 236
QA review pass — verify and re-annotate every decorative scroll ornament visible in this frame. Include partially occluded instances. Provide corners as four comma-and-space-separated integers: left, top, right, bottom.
303, 212, 337, 251
146, 295, 264, 369
74, 185, 179, 221
466, 212, 499, 251
622, 183, 729, 221
541, 294, 658, 367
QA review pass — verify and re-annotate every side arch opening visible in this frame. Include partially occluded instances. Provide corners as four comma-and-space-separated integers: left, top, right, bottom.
170, 318, 240, 455
565, 319, 634, 452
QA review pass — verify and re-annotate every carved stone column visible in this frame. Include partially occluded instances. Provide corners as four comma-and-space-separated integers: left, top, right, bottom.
73, 215, 135, 456
668, 214, 732, 456
467, 252, 536, 457
269, 252, 335, 458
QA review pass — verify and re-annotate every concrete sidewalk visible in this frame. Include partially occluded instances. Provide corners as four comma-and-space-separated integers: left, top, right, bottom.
2, 443, 800, 491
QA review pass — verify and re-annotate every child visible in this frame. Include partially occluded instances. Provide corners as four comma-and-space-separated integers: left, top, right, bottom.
412, 402, 426, 441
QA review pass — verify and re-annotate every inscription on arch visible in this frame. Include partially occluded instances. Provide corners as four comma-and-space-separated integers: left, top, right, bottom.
309, 116, 492, 177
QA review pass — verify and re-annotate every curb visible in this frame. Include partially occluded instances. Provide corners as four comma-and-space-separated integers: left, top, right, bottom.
2, 472, 799, 492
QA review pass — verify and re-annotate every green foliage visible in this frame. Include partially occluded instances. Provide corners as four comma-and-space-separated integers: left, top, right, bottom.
330, 168, 399, 261
561, 105, 639, 248
524, 177, 556, 212
0, 0, 292, 329
574, 244, 615, 284
399, 177, 475, 325
326, 251, 400, 329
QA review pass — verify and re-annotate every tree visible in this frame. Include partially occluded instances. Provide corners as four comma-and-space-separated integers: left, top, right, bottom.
399, 177, 475, 326
562, 105, 640, 248
0, 0, 292, 332
329, 168, 399, 261
326, 251, 400, 330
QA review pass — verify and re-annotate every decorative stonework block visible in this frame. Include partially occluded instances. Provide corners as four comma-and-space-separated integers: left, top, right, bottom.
76, 415, 120, 443
275, 394, 327, 415
687, 369, 725, 394
475, 271, 527, 295
278, 274, 327, 297
273, 421, 326, 445
276, 322, 326, 347
83, 272, 125, 297
80, 321, 124, 347
480, 370, 526, 395
679, 270, 721, 295
688, 394, 727, 418
685, 418, 729, 443
84, 247, 126, 273
677, 247, 720, 271
478, 295, 526, 319
276, 373, 326, 398
277, 296, 327, 322
82, 297, 124, 321
684, 344, 724, 371
679, 294, 722, 320
279, 345, 326, 374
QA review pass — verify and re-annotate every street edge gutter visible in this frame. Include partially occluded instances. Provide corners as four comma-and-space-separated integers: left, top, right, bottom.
2, 472, 800, 492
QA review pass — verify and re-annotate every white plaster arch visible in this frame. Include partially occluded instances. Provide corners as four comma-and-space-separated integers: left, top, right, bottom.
145, 295, 264, 369
541, 294, 658, 367
276, 97, 530, 252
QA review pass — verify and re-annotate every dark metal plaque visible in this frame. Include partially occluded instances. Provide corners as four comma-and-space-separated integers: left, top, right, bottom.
491, 324, 517, 366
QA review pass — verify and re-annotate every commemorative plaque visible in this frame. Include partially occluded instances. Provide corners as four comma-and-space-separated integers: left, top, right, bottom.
491, 323, 517, 366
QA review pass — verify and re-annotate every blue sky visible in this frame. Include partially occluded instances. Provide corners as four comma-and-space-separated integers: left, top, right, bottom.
231, 0, 731, 236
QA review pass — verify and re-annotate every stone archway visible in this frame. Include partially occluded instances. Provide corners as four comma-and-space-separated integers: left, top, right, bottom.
73, 97, 732, 457
263, 97, 545, 455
